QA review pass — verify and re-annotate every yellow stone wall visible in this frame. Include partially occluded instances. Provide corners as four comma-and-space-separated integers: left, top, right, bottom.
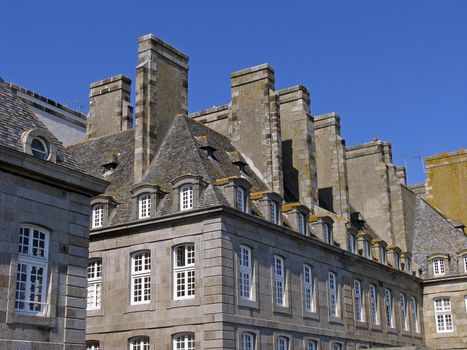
425, 149, 467, 233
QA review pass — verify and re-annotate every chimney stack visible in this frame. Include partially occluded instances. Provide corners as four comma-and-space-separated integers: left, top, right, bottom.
134, 34, 189, 183
229, 64, 283, 196
87, 75, 133, 140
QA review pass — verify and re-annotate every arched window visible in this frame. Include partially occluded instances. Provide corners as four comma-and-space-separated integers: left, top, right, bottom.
92, 204, 104, 228
303, 264, 314, 312
306, 340, 317, 350
354, 279, 363, 322
239, 245, 252, 300
273, 256, 285, 306
87, 259, 102, 310
174, 244, 195, 299
15, 225, 49, 314
86, 341, 100, 350
173, 333, 195, 350
138, 194, 151, 219
129, 336, 150, 350
131, 251, 151, 305
241, 332, 255, 350
31, 137, 49, 160
276, 336, 288, 350
332, 343, 343, 350
180, 185, 193, 210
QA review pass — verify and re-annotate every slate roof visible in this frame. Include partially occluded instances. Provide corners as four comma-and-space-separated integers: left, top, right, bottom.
67, 115, 268, 226
0, 81, 80, 170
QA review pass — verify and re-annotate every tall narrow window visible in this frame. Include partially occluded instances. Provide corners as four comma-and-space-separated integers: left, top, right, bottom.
15, 226, 49, 314
434, 298, 453, 333
348, 233, 355, 253
298, 213, 306, 235
241, 333, 255, 350
433, 258, 445, 276
400, 293, 409, 331
405, 257, 412, 273
379, 247, 386, 265
303, 264, 314, 312
354, 280, 364, 322
463, 255, 467, 273
239, 245, 252, 300
394, 253, 400, 270
236, 187, 246, 212
273, 256, 285, 306
87, 259, 102, 310
276, 336, 288, 350
306, 340, 317, 350
364, 241, 372, 259
131, 251, 151, 305
173, 334, 195, 350
369, 284, 379, 325
328, 272, 339, 317
174, 244, 195, 299
130, 336, 150, 350
411, 297, 419, 333
138, 194, 151, 219
323, 224, 331, 244
86, 341, 100, 350
384, 288, 394, 328
270, 201, 278, 224
92, 204, 104, 228
180, 185, 193, 210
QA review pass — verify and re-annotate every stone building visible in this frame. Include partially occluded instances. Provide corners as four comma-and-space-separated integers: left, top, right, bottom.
61, 34, 466, 350
0, 79, 107, 349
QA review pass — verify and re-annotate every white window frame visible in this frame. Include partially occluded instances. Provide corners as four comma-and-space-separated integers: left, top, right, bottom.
173, 333, 195, 350
276, 336, 288, 350
384, 288, 394, 328
306, 340, 317, 350
303, 264, 314, 312
298, 213, 306, 235
354, 279, 364, 322
131, 251, 151, 305
86, 341, 100, 350
87, 259, 102, 310
138, 194, 151, 219
348, 233, 355, 253
323, 223, 331, 244
270, 201, 279, 224
379, 247, 386, 265
434, 297, 453, 333
394, 253, 400, 270
239, 245, 253, 300
364, 240, 372, 259
411, 297, 419, 333
180, 185, 193, 210
369, 284, 379, 325
433, 258, 446, 276
129, 336, 150, 350
15, 225, 49, 315
273, 255, 285, 306
236, 187, 246, 212
328, 272, 339, 317
92, 204, 104, 228
400, 293, 409, 331
241, 332, 255, 350
174, 244, 195, 300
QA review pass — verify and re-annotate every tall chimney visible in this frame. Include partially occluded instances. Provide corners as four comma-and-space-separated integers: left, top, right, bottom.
87, 75, 133, 140
229, 64, 283, 196
134, 34, 189, 183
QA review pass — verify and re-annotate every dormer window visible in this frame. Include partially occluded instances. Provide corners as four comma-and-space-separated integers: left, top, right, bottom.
92, 204, 104, 228
270, 201, 278, 224
394, 252, 400, 270
323, 223, 331, 244
379, 247, 387, 265
364, 240, 372, 259
347, 233, 356, 254
298, 212, 306, 235
138, 194, 151, 219
31, 137, 49, 160
236, 187, 246, 212
433, 258, 445, 276
180, 185, 193, 210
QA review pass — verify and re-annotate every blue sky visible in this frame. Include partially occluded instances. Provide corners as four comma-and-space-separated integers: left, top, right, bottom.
1, 0, 466, 184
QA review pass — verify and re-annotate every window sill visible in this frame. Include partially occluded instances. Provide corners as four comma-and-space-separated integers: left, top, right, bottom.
126, 302, 153, 313
238, 298, 259, 310
328, 315, 343, 325
7, 310, 55, 327
369, 324, 382, 332
168, 298, 199, 309
386, 327, 398, 335
355, 321, 368, 329
303, 311, 319, 321
87, 308, 104, 317
272, 304, 291, 315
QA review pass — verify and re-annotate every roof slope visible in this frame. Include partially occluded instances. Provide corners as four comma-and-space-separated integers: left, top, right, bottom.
0, 81, 79, 170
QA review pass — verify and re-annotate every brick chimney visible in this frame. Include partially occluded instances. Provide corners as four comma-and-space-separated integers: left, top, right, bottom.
229, 64, 283, 196
87, 75, 133, 140
134, 34, 189, 183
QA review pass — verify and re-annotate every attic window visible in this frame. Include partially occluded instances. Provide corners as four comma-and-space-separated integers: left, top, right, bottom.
31, 137, 49, 160
203, 146, 216, 160
102, 162, 117, 176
